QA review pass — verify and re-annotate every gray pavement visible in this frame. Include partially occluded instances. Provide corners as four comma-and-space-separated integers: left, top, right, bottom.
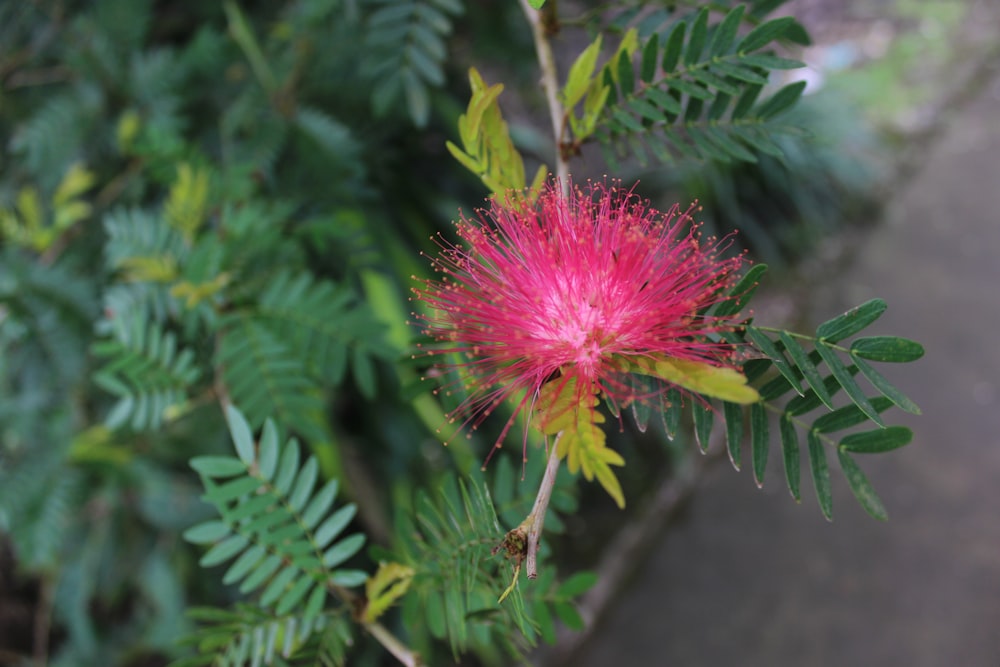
576, 70, 1000, 667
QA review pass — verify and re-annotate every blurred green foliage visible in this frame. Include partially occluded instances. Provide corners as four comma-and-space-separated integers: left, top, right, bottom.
0, 1, 911, 665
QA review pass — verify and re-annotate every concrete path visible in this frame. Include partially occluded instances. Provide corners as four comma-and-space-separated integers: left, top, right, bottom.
576, 70, 1000, 667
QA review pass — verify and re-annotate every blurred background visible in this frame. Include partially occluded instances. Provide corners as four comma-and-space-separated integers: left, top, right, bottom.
1, 0, 998, 665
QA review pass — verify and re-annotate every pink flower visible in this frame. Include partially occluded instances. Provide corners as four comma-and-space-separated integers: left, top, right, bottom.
413, 182, 748, 454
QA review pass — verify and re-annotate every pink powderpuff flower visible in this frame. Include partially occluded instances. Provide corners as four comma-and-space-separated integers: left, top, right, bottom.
413, 181, 749, 457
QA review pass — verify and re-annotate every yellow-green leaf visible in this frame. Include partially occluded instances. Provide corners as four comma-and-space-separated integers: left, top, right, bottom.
363, 562, 415, 623
120, 255, 179, 283
562, 34, 603, 109
53, 163, 96, 207
631, 355, 759, 404
166, 163, 210, 243
592, 460, 625, 509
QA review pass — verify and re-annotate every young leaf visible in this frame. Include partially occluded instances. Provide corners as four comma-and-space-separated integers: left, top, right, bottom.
563, 35, 603, 108
642, 356, 759, 404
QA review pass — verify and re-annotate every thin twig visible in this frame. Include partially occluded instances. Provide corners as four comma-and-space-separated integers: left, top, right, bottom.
33, 575, 54, 667
525, 434, 562, 578
365, 619, 422, 667
519, 0, 569, 190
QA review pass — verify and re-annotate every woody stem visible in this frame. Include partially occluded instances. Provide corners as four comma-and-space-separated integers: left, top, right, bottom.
519, 0, 570, 192
526, 432, 562, 578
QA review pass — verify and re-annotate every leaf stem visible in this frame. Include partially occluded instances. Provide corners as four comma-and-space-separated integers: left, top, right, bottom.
519, 0, 569, 191
526, 432, 562, 578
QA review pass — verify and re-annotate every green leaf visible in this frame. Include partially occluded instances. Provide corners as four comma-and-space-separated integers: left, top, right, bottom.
303, 585, 326, 624
258, 420, 279, 480
528, 0, 545, 8
616, 51, 634, 97
737, 16, 795, 52
260, 567, 298, 607
779, 332, 834, 409
276, 575, 314, 615
779, 415, 800, 501
205, 476, 261, 504
850, 336, 924, 363
331, 569, 368, 587
200, 534, 249, 567
661, 21, 686, 73
662, 387, 683, 439
710, 5, 744, 55
836, 448, 888, 521
811, 397, 894, 433
746, 327, 802, 395
755, 80, 806, 119
302, 479, 339, 529
226, 404, 256, 466
645, 86, 682, 115
839, 426, 912, 454
222, 545, 266, 585
323, 533, 366, 569
816, 299, 887, 343
274, 439, 300, 495
239, 555, 282, 594
641, 33, 659, 82
190, 456, 246, 478
750, 402, 769, 486
714, 263, 768, 317
851, 356, 921, 414
288, 457, 319, 512
558, 571, 598, 597
740, 53, 805, 70
183, 521, 230, 544
723, 401, 743, 469
535, 601, 556, 644
549, 602, 582, 633
563, 35, 603, 108
684, 8, 709, 65
814, 344, 884, 426
807, 431, 832, 520
693, 400, 714, 452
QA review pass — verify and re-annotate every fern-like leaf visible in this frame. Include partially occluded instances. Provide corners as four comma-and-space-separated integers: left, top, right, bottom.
216, 318, 327, 441
592, 6, 809, 167
92, 309, 201, 431
697, 268, 923, 520
254, 271, 395, 398
362, 0, 464, 127
182, 407, 366, 665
